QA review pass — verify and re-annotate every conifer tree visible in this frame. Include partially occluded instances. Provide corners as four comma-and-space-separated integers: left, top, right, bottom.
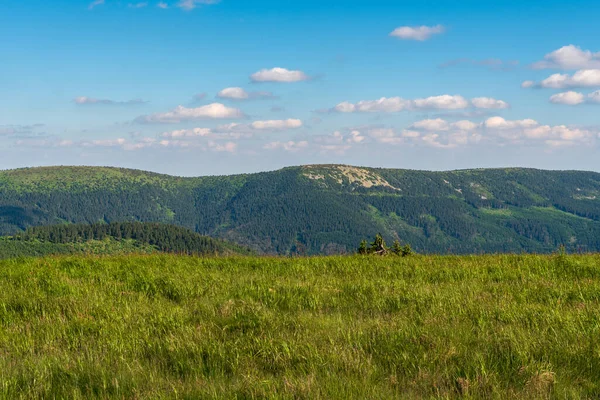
370, 233, 388, 255
392, 240, 402, 256
358, 240, 368, 255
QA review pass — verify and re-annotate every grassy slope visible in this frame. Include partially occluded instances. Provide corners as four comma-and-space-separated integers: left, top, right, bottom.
1, 254, 599, 398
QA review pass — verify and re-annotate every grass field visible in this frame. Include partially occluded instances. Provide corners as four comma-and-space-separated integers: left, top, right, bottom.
1, 254, 600, 399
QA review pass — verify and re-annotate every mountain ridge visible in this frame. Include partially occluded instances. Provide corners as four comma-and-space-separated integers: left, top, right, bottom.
1, 164, 599, 255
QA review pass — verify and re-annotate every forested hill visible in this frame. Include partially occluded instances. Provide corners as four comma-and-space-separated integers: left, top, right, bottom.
1, 165, 600, 255
0, 222, 251, 259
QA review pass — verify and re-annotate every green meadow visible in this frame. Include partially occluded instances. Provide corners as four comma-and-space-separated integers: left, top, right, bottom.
1, 254, 600, 399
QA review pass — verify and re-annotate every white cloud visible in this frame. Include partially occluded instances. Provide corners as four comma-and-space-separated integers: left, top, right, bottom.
413, 95, 470, 110
216, 87, 275, 100
366, 128, 405, 145
161, 128, 212, 138
452, 120, 478, 131
532, 45, 600, 70
410, 119, 449, 131
389, 25, 445, 41
422, 133, 457, 149
85, 138, 128, 147
398, 116, 594, 148
549, 91, 585, 105
471, 97, 510, 109
523, 126, 552, 139
250, 68, 309, 83
332, 95, 485, 113
347, 130, 366, 143
208, 141, 237, 153
250, 119, 303, 130
218, 87, 249, 100
552, 125, 589, 141
312, 131, 364, 154
338, 97, 412, 113
88, 0, 104, 9
484, 116, 538, 130
401, 130, 421, 138
74, 96, 147, 105
264, 141, 309, 152
521, 80, 535, 88
137, 103, 245, 123
334, 102, 359, 113
157, 2, 168, 8
536, 70, 600, 89
482, 117, 593, 145
177, 0, 220, 11
546, 90, 600, 106
406, 119, 481, 147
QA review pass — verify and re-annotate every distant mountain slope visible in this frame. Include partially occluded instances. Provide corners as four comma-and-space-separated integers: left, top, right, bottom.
1, 165, 600, 254
0, 222, 251, 259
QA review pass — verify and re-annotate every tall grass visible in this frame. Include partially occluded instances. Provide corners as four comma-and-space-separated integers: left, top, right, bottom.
1, 254, 599, 398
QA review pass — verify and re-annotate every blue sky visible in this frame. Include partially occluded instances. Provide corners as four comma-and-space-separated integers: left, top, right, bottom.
1, 0, 600, 175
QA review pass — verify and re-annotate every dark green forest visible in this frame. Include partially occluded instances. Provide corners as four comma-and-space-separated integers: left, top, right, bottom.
0, 222, 250, 259
1, 164, 599, 255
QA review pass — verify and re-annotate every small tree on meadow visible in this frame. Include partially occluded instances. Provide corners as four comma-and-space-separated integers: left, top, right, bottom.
401, 244, 414, 257
370, 233, 388, 255
392, 240, 403, 256
357, 240, 368, 255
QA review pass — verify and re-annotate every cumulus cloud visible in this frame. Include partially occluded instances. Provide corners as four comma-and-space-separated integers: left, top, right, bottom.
532, 45, 600, 70
484, 117, 594, 146
28, 134, 238, 153
177, 0, 220, 11
161, 128, 213, 138
521, 80, 535, 89
529, 70, 600, 89
334, 97, 413, 113
88, 0, 104, 9
74, 96, 147, 105
410, 119, 449, 131
263, 141, 309, 152
331, 95, 507, 113
250, 119, 303, 130
208, 141, 237, 153
217, 87, 249, 100
389, 25, 445, 41
452, 120, 478, 131
250, 68, 309, 83
216, 87, 276, 100
484, 116, 538, 130
471, 97, 510, 109
414, 95, 470, 109
404, 116, 594, 148
157, 2, 168, 8
549, 91, 585, 105
421, 133, 458, 149
548, 90, 600, 105
136, 103, 245, 123
161, 125, 254, 140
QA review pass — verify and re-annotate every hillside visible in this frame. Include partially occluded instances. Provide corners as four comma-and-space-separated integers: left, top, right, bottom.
0, 222, 250, 259
1, 165, 600, 254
